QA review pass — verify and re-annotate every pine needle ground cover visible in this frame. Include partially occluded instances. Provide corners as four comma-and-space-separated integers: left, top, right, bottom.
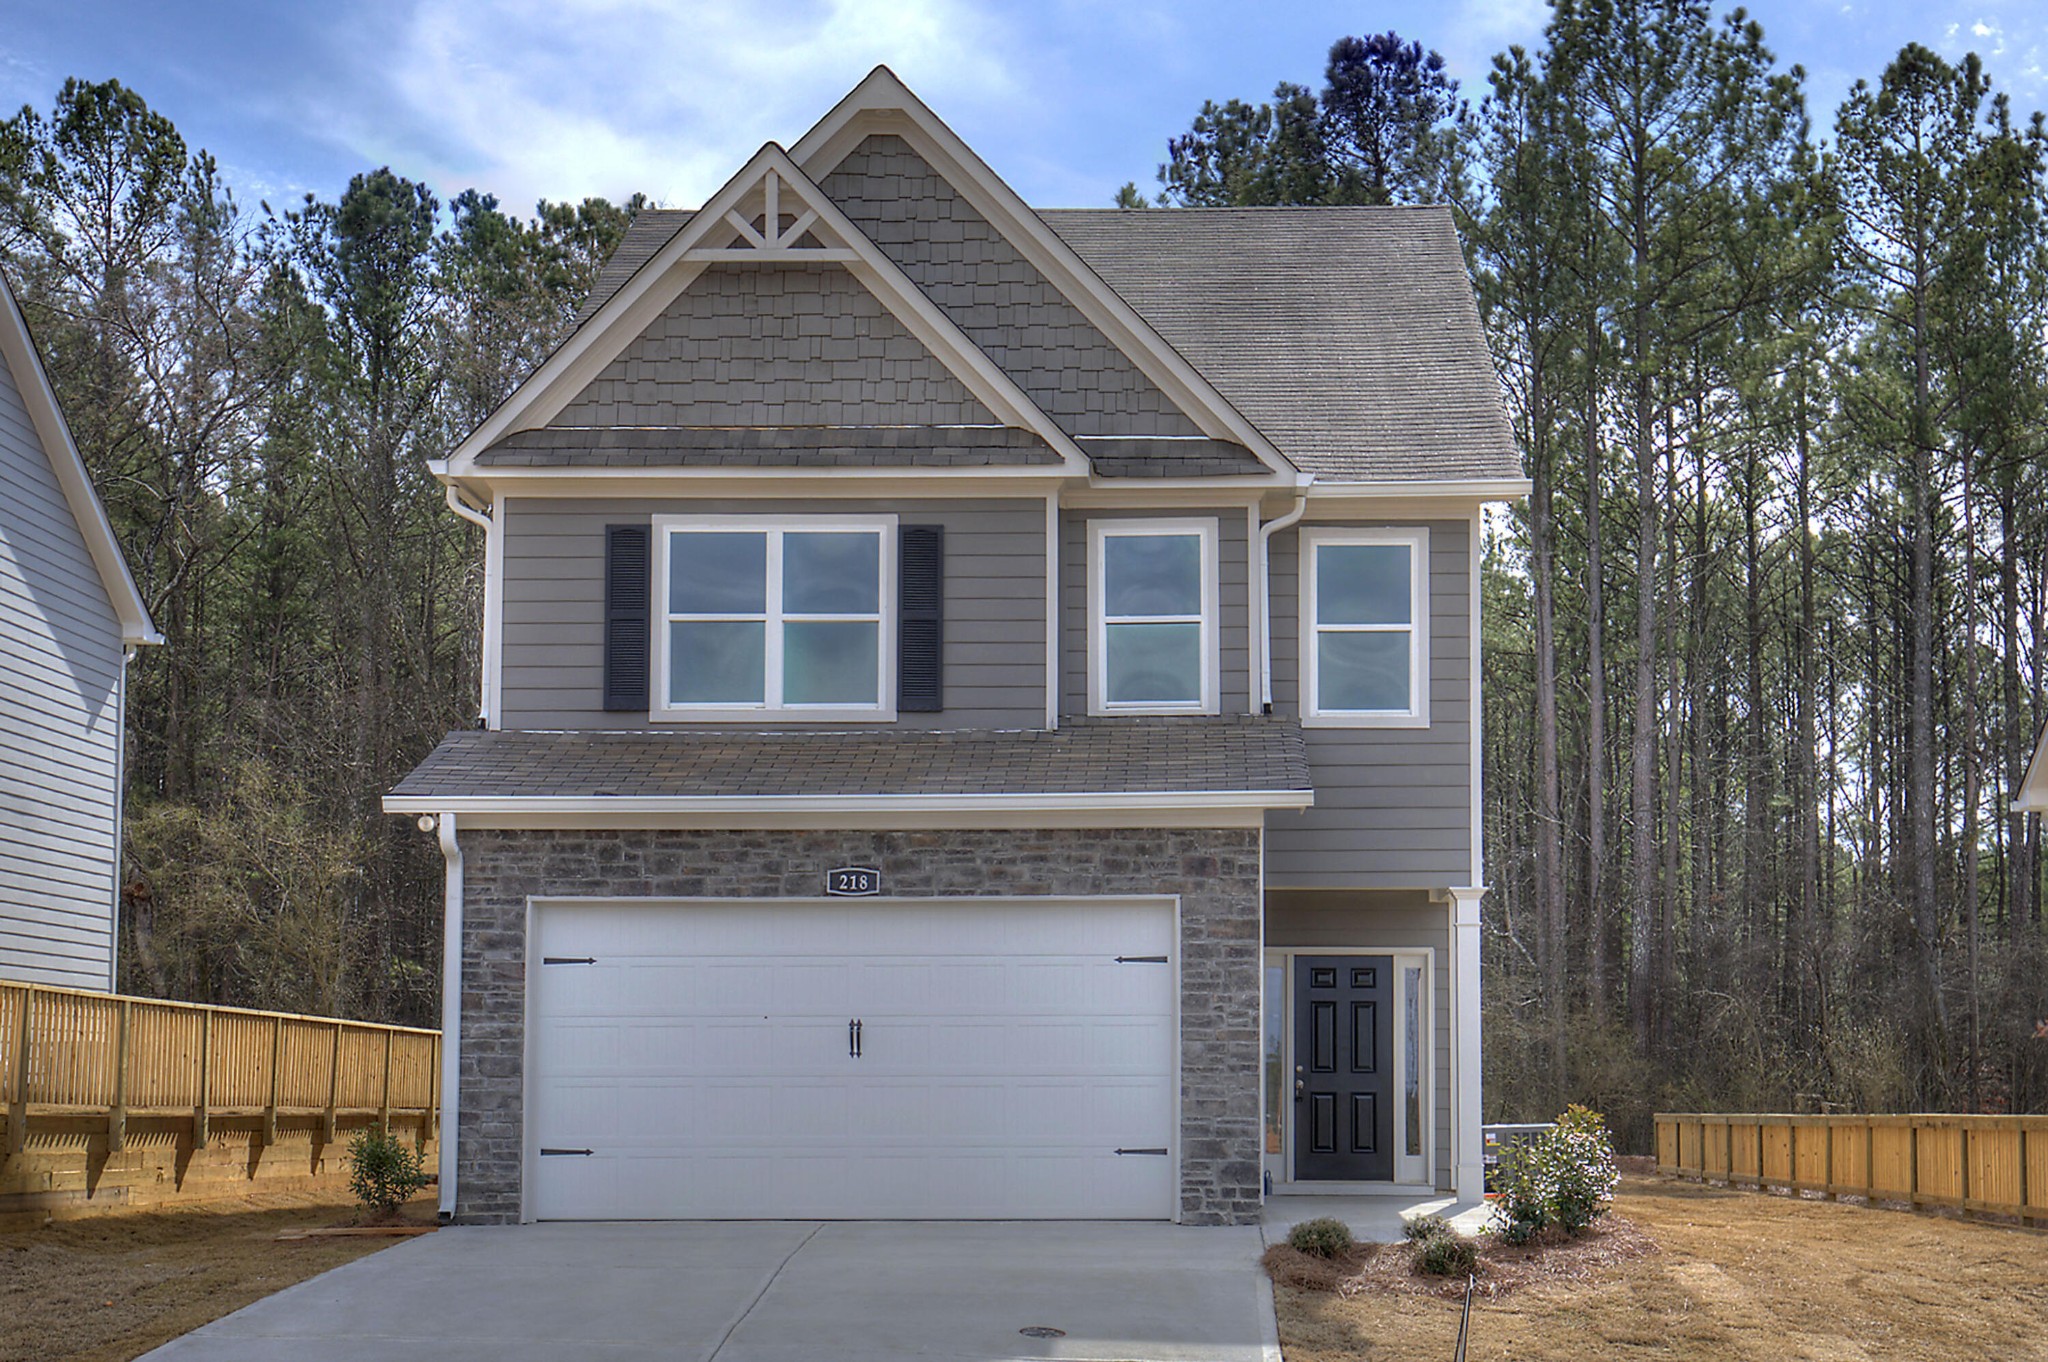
0, 1192, 421, 1362
1272, 1176, 2048, 1361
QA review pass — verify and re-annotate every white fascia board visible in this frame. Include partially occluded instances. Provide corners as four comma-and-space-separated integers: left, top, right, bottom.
445, 142, 1090, 480
1306, 478, 1532, 502
789, 69, 1298, 481
383, 789, 1314, 818
435, 468, 1072, 502
0, 271, 161, 646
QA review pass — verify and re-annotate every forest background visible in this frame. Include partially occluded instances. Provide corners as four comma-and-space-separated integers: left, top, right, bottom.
5, 0, 2042, 1148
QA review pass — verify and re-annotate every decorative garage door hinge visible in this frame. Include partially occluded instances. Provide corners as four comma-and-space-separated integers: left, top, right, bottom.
1114, 955, 1168, 964
1113, 1147, 1169, 1156
541, 957, 596, 965
539, 1148, 594, 1156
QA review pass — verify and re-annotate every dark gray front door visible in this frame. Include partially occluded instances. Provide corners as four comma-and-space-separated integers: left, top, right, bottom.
1293, 955, 1393, 1181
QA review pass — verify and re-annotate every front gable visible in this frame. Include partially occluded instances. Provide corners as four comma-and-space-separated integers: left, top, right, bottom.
449, 146, 1092, 479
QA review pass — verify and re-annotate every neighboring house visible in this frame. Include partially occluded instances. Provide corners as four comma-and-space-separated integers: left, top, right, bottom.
385, 69, 1527, 1227
2019, 723, 2048, 813
0, 269, 160, 991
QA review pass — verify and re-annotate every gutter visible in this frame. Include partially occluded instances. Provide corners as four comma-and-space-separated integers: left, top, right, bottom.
432, 813, 462, 1221
383, 788, 1317, 817
442, 484, 497, 727
1255, 487, 1311, 711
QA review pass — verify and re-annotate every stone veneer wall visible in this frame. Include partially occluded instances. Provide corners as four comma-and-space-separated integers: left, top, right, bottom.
454, 826, 1263, 1225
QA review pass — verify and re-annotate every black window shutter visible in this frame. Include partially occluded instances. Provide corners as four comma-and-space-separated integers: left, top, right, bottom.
898, 525, 944, 712
603, 524, 651, 711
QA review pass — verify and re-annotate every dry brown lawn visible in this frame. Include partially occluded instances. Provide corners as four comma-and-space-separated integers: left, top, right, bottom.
0, 1192, 427, 1362
1275, 1175, 2048, 1361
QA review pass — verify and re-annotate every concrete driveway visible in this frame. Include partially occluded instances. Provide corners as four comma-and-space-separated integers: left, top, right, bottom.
138, 1221, 1279, 1362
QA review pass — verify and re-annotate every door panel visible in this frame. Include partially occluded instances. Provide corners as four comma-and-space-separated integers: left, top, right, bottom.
1293, 954, 1393, 1180
529, 899, 1176, 1219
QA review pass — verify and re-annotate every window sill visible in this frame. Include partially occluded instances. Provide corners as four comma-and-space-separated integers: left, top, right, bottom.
648, 708, 899, 725
1301, 712, 1430, 730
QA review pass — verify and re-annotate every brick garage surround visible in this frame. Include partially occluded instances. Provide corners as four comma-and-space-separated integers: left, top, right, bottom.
454, 826, 1263, 1226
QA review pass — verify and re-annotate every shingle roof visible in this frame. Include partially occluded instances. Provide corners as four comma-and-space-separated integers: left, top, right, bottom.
566, 203, 1520, 484
475, 424, 1062, 468
389, 718, 1311, 802
1041, 207, 1520, 482
573, 210, 694, 327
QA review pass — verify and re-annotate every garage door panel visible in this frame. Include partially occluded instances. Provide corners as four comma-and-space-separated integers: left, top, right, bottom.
530, 898, 1177, 1220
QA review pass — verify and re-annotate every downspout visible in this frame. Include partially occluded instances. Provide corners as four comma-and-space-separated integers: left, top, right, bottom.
108, 644, 136, 992
432, 812, 462, 1220
1256, 486, 1311, 712
443, 485, 497, 727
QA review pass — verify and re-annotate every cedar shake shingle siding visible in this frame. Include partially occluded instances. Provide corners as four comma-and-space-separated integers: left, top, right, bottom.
555, 262, 995, 428
819, 136, 1207, 442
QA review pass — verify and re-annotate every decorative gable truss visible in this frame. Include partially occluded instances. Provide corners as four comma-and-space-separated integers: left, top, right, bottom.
443, 144, 1092, 479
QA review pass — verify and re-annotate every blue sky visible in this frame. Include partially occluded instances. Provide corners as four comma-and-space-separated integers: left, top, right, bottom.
3, 1, 2044, 215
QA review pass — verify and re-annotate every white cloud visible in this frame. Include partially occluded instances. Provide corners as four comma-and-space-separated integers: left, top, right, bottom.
338, 0, 1022, 210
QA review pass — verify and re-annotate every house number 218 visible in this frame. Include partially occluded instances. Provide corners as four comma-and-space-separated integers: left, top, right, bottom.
825, 866, 881, 897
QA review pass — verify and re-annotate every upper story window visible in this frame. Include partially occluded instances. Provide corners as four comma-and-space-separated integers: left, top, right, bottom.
1088, 518, 1218, 715
654, 515, 895, 721
1301, 526, 1427, 727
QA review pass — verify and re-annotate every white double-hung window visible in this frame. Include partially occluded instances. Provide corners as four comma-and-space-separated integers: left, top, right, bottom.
1301, 526, 1427, 726
654, 515, 895, 720
1088, 518, 1219, 715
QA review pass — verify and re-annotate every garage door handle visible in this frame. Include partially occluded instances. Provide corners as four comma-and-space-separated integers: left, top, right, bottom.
539, 1148, 593, 1156
1115, 955, 1168, 964
542, 957, 595, 965
1114, 1147, 1168, 1156
849, 1018, 863, 1059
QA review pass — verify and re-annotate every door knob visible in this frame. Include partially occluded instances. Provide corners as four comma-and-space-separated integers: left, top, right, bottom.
1294, 1078, 1305, 1102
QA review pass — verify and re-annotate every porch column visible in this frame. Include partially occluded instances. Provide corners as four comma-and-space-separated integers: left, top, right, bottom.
1447, 885, 1485, 1198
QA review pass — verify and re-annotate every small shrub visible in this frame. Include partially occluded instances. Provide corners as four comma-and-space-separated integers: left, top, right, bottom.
1490, 1104, 1621, 1243
1402, 1212, 1454, 1243
1415, 1231, 1479, 1276
1287, 1217, 1355, 1258
347, 1126, 429, 1217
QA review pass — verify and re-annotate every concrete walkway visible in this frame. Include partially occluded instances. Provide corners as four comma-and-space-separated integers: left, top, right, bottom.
1264, 1192, 1491, 1244
138, 1221, 1279, 1362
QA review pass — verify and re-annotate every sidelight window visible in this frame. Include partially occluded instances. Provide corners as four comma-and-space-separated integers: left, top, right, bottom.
655, 516, 894, 719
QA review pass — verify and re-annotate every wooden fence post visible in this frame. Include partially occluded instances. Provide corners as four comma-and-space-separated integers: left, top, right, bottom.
421, 1033, 438, 1153
192, 1007, 210, 1149
1961, 1124, 1972, 1215
1908, 1123, 1919, 1207
324, 1023, 342, 1144
108, 998, 131, 1153
1865, 1121, 1875, 1205
379, 1029, 394, 1136
1823, 1116, 1835, 1200
6, 985, 30, 1159
262, 1015, 282, 1147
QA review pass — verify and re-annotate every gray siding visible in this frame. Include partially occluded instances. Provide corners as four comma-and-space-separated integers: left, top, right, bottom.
1060, 508, 1251, 719
556, 263, 995, 428
499, 497, 1046, 730
0, 344, 122, 989
1264, 520, 1473, 889
1266, 889, 1455, 1190
820, 135, 1204, 439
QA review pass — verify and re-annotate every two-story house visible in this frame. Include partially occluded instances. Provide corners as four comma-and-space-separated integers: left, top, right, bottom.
385, 69, 1525, 1227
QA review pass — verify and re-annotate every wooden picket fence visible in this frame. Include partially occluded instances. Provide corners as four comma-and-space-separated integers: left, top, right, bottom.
1656, 1112, 2048, 1226
1, 982, 437, 1217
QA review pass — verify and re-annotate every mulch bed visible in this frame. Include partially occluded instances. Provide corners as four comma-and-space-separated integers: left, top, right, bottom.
1263, 1215, 1659, 1301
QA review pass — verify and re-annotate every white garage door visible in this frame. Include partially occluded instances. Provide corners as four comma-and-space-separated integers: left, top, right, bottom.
528, 898, 1176, 1220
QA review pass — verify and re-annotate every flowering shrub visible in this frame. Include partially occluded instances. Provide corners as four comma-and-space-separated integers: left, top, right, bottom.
1490, 1105, 1620, 1244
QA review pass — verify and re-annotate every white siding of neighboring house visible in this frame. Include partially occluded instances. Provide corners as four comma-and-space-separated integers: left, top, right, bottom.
0, 339, 125, 989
